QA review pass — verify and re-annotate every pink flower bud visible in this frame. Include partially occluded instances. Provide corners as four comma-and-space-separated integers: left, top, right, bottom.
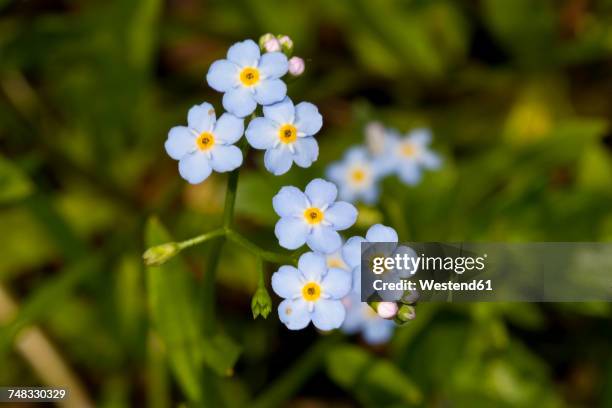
278, 35, 293, 49
288, 56, 305, 76
377, 302, 398, 319
263, 38, 281, 53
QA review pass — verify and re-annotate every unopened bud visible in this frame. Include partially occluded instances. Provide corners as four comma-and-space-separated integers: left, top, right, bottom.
278, 35, 293, 54
263, 38, 281, 53
377, 301, 398, 319
259, 33, 276, 50
288, 56, 305, 76
365, 121, 386, 155
143, 242, 180, 266
400, 290, 420, 305
397, 304, 416, 322
251, 286, 272, 319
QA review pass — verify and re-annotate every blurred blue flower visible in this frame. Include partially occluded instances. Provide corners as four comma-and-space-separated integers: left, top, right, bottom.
246, 97, 322, 175
326, 147, 381, 204
165, 102, 244, 184
390, 128, 442, 185
364, 122, 399, 177
272, 252, 351, 330
343, 224, 416, 300
341, 292, 395, 344
206, 39, 288, 117
273, 178, 358, 253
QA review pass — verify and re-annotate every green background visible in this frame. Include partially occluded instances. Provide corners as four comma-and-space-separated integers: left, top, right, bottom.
1, 0, 612, 406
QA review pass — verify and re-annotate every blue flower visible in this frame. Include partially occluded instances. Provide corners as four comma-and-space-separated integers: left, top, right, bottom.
272, 252, 351, 330
165, 102, 244, 184
206, 39, 289, 118
273, 179, 358, 254
342, 224, 416, 300
246, 97, 322, 175
341, 292, 395, 344
390, 128, 442, 185
365, 122, 400, 177
326, 147, 380, 204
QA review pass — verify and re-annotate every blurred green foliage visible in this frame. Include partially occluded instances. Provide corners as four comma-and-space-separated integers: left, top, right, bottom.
1, 0, 612, 406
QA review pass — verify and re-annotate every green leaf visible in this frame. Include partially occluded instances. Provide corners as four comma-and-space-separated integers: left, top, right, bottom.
145, 217, 241, 403
0, 155, 34, 204
326, 344, 422, 406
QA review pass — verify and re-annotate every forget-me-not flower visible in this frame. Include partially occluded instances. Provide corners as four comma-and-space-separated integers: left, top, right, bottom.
273, 179, 358, 254
342, 224, 416, 301
326, 147, 380, 204
272, 252, 351, 330
165, 102, 244, 184
341, 292, 395, 344
246, 97, 322, 175
365, 122, 399, 177
390, 128, 441, 185
206, 39, 288, 118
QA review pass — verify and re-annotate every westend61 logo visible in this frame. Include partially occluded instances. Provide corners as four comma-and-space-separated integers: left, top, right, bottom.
372, 253, 487, 275
361, 243, 612, 302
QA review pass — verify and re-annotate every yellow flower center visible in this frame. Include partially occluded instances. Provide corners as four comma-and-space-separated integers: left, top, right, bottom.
303, 207, 324, 225
401, 143, 416, 157
239, 67, 260, 86
196, 132, 215, 151
278, 124, 297, 144
302, 282, 321, 302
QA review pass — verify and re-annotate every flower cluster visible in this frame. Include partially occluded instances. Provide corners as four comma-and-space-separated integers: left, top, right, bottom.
161, 35, 423, 346
326, 121, 442, 204
271, 179, 406, 341
165, 35, 319, 183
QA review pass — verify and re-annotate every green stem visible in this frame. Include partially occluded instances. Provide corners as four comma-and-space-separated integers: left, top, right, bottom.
177, 228, 225, 250
226, 229, 296, 264
251, 334, 340, 408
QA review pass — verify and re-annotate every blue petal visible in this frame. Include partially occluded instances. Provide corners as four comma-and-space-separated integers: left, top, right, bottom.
264, 147, 293, 175
293, 137, 319, 168
408, 128, 432, 146
275, 217, 308, 250
360, 185, 380, 205
344, 146, 369, 163
214, 113, 244, 144
342, 236, 365, 270
187, 102, 215, 133
363, 319, 394, 344
271, 265, 302, 299
278, 298, 311, 330
245, 117, 278, 149
294, 102, 323, 136
297, 252, 327, 282
337, 186, 358, 204
341, 293, 364, 334
226, 39, 260, 67
312, 299, 345, 331
325, 201, 358, 230
178, 152, 212, 184
263, 97, 294, 124
253, 78, 287, 105
258, 51, 288, 79
273, 186, 308, 217
210, 145, 242, 172
305, 178, 337, 208
206, 60, 239, 92
321, 268, 351, 299
351, 265, 361, 295
326, 162, 345, 184
222, 87, 257, 118
365, 224, 398, 243
397, 161, 422, 185
165, 126, 195, 160
421, 150, 441, 169
306, 226, 341, 254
